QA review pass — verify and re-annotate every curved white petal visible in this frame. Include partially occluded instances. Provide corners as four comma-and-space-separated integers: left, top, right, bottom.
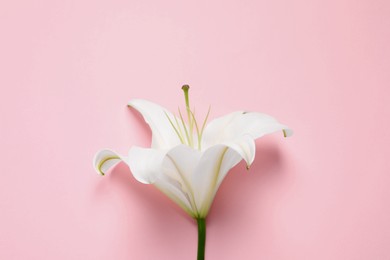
128, 99, 186, 149
127, 146, 166, 184
221, 134, 256, 168
93, 149, 123, 176
162, 145, 201, 193
153, 175, 196, 217
159, 145, 201, 215
155, 144, 254, 217
201, 111, 244, 147
202, 111, 292, 149
192, 145, 242, 217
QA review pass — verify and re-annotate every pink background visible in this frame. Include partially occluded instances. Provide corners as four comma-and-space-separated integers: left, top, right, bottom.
1, 0, 389, 259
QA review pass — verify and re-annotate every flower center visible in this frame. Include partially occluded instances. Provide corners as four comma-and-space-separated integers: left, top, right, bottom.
165, 85, 210, 150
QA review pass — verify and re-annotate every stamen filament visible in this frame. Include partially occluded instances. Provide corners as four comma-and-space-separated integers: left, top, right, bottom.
164, 111, 185, 144
189, 110, 201, 150
174, 110, 185, 141
178, 108, 192, 147
198, 106, 211, 150
163, 85, 211, 149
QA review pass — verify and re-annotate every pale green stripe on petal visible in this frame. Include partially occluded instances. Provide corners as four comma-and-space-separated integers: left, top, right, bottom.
93, 149, 123, 176
154, 175, 196, 218
162, 145, 202, 215
191, 145, 242, 217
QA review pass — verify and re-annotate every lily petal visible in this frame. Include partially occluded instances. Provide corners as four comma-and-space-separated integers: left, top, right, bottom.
93, 149, 123, 176
128, 99, 186, 149
202, 111, 292, 149
127, 146, 166, 184
154, 174, 197, 217
221, 134, 256, 168
162, 145, 201, 194
192, 145, 242, 217
159, 145, 202, 215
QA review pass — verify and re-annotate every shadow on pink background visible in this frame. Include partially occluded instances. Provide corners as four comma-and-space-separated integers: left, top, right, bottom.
1, 0, 389, 259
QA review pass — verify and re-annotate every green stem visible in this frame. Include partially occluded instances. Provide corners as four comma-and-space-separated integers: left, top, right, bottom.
196, 218, 206, 260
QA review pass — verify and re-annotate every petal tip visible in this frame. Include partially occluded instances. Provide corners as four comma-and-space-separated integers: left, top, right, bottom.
127, 99, 141, 108
93, 149, 122, 176
283, 129, 293, 137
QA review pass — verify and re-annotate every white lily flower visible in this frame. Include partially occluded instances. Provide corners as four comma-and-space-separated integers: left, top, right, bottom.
93, 86, 292, 219
94, 86, 292, 259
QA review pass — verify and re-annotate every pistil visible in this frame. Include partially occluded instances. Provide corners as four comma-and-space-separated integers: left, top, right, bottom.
182, 85, 194, 147
165, 85, 212, 149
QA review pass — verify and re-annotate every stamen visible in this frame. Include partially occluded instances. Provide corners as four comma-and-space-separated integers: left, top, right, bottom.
189, 110, 201, 150
198, 106, 211, 150
178, 108, 192, 146
162, 85, 212, 149
174, 110, 185, 141
164, 111, 185, 144
190, 107, 196, 137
